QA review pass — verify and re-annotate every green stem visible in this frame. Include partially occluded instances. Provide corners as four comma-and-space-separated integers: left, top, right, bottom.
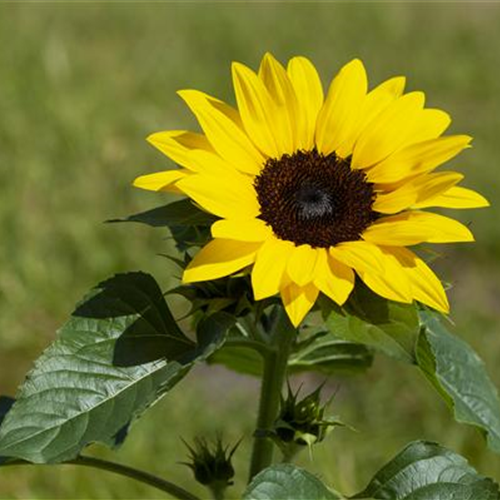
248, 308, 296, 482
4, 456, 200, 500
280, 443, 302, 464
209, 482, 226, 500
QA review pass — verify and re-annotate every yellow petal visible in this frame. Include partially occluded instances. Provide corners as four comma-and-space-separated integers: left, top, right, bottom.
373, 172, 464, 214
413, 186, 490, 210
313, 249, 355, 305
329, 240, 385, 275
252, 237, 294, 300
373, 76, 406, 97
287, 56, 324, 150
185, 149, 249, 177
183, 239, 261, 283
287, 244, 318, 287
258, 53, 297, 153
358, 248, 413, 303
176, 171, 260, 219
408, 108, 451, 145
366, 135, 472, 183
337, 76, 405, 158
232, 62, 281, 157
146, 130, 214, 172
363, 211, 474, 246
385, 246, 449, 312
315, 59, 368, 156
352, 92, 425, 169
178, 89, 264, 174
132, 169, 189, 193
410, 171, 463, 205
211, 218, 272, 242
281, 282, 319, 327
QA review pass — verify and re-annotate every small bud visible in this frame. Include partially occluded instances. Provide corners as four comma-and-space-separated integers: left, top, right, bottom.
181, 436, 240, 497
269, 383, 346, 459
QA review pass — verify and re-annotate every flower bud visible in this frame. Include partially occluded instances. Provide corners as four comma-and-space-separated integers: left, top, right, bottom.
182, 436, 240, 496
270, 383, 345, 458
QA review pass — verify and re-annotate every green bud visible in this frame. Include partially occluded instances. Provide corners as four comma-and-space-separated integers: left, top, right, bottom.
182, 436, 240, 495
270, 383, 346, 458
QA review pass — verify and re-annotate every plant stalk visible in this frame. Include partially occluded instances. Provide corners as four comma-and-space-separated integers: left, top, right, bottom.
248, 308, 296, 482
4, 456, 200, 500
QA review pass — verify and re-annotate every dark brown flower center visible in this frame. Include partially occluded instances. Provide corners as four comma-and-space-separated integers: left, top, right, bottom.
254, 149, 376, 248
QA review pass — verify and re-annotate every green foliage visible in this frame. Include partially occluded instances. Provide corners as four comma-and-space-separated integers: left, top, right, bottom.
209, 331, 374, 379
244, 442, 500, 499
417, 312, 500, 455
321, 290, 500, 457
172, 275, 254, 319
243, 464, 340, 500
195, 312, 235, 356
109, 199, 216, 229
208, 344, 264, 377
353, 441, 500, 499
0, 273, 232, 464
320, 284, 420, 363
289, 330, 373, 375
109, 199, 215, 252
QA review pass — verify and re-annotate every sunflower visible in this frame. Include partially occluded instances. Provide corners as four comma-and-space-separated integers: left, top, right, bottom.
134, 53, 488, 327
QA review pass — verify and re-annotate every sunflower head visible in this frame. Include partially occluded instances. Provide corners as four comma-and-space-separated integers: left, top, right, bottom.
134, 53, 488, 327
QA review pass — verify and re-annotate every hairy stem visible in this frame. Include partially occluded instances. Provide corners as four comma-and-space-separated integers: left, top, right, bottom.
4, 456, 200, 500
248, 308, 296, 482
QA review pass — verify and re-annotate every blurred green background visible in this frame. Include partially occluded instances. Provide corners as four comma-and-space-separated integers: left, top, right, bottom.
1, 2, 500, 498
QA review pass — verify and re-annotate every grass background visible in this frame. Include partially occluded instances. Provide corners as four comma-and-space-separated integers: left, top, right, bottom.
1, 2, 500, 498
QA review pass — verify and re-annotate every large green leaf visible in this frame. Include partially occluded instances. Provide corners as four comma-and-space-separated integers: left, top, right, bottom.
320, 284, 420, 364
417, 312, 500, 455
353, 440, 500, 499
244, 464, 340, 500
0, 273, 231, 464
289, 331, 373, 375
108, 198, 216, 228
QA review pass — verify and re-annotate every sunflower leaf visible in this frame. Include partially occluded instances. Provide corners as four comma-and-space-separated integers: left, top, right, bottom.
416, 312, 500, 455
208, 343, 264, 377
319, 284, 420, 364
243, 464, 341, 500
108, 198, 217, 228
352, 440, 500, 499
289, 331, 374, 375
0, 272, 231, 464
109, 199, 216, 251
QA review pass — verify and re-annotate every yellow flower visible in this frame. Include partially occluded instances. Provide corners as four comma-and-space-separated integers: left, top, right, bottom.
134, 53, 488, 327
